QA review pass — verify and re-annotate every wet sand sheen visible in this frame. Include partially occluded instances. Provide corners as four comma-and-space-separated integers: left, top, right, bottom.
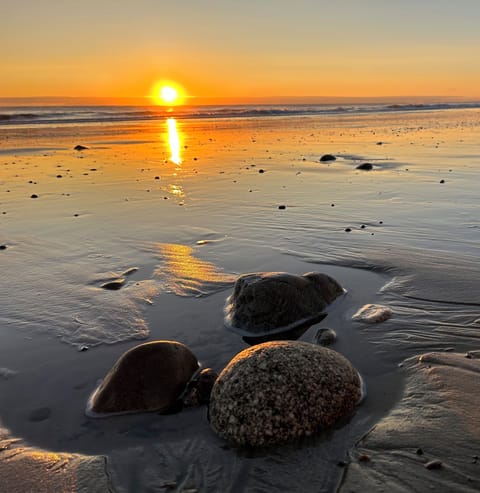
0, 108, 479, 492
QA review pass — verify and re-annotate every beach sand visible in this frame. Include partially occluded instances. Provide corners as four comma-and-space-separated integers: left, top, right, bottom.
1, 108, 479, 491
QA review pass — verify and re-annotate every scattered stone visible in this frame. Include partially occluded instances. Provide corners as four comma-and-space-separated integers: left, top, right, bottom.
416, 448, 424, 455
225, 272, 343, 336
0, 245, 6, 250
358, 454, 371, 462
100, 278, 126, 290
337, 461, 347, 467
314, 328, 337, 346
79, 346, 89, 352
183, 368, 218, 407
28, 407, 51, 422
345, 228, 352, 232
356, 163, 373, 170
56, 175, 62, 178
88, 341, 199, 415
360, 224, 366, 229
30, 194, 38, 199
425, 460, 443, 470
155, 176, 160, 180
208, 341, 362, 447
376, 141, 383, 145
258, 169, 265, 173
278, 205, 286, 210
352, 304, 392, 324
440, 179, 445, 184
320, 154, 336, 162
74, 145, 88, 151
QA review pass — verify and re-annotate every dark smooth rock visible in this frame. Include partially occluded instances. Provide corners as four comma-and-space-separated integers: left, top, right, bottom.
225, 272, 343, 336
74, 145, 88, 151
209, 341, 362, 447
0, 245, 6, 250
88, 341, 199, 415
314, 328, 337, 346
100, 278, 126, 290
425, 460, 443, 470
320, 154, 336, 162
356, 163, 373, 170
278, 205, 286, 210
183, 368, 219, 406
30, 194, 38, 199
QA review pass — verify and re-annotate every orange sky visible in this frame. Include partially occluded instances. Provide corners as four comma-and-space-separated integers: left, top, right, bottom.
2, 1, 480, 103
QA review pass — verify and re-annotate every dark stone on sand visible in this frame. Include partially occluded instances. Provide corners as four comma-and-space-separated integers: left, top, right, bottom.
30, 194, 38, 199
225, 272, 343, 336
0, 245, 6, 250
100, 278, 126, 290
376, 141, 383, 145
258, 169, 265, 173
314, 328, 337, 346
88, 341, 199, 415
29, 407, 51, 422
358, 454, 371, 462
155, 176, 160, 180
440, 179, 445, 184
356, 163, 373, 170
183, 368, 218, 407
74, 145, 88, 151
361, 224, 366, 229
208, 341, 362, 447
345, 228, 351, 232
278, 205, 286, 210
416, 448, 424, 455
425, 460, 443, 470
320, 154, 336, 162
56, 175, 62, 178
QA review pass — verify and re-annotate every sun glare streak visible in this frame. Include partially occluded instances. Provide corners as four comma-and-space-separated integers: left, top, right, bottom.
167, 118, 182, 165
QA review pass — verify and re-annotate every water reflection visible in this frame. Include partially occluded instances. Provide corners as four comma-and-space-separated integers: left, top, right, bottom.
166, 118, 182, 165
153, 243, 236, 297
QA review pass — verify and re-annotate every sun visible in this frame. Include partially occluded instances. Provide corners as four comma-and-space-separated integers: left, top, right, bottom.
151, 81, 186, 106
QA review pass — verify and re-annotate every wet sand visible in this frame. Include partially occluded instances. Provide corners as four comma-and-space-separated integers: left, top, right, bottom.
1, 108, 479, 491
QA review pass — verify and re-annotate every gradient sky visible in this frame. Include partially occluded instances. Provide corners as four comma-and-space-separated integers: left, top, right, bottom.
2, 0, 480, 102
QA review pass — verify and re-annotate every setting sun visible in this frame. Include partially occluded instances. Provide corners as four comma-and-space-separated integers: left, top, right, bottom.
151, 81, 186, 106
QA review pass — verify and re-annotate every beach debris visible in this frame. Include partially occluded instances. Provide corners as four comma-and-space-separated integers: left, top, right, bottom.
352, 304, 392, 324
87, 341, 200, 416
208, 341, 362, 447
224, 271, 343, 337
74, 144, 88, 151
100, 278, 126, 290
314, 328, 337, 346
320, 154, 336, 162
356, 162, 373, 170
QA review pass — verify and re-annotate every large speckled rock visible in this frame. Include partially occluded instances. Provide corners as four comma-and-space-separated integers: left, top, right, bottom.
209, 341, 361, 447
87, 340, 199, 416
224, 272, 343, 336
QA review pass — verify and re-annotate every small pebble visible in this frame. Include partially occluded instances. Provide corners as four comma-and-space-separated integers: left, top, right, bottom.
0, 245, 7, 250
360, 224, 366, 229
337, 461, 347, 467
416, 448, 424, 455
345, 228, 352, 232
425, 460, 442, 470
278, 205, 286, 210
258, 169, 265, 173
28, 407, 51, 422
314, 328, 336, 346
31, 194, 38, 199
440, 179, 445, 184
155, 176, 160, 180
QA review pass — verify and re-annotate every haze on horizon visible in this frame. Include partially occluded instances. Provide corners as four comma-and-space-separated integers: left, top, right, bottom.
2, 0, 480, 103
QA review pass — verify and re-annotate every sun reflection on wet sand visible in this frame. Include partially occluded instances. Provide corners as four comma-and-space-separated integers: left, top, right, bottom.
166, 118, 182, 165
154, 243, 236, 297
